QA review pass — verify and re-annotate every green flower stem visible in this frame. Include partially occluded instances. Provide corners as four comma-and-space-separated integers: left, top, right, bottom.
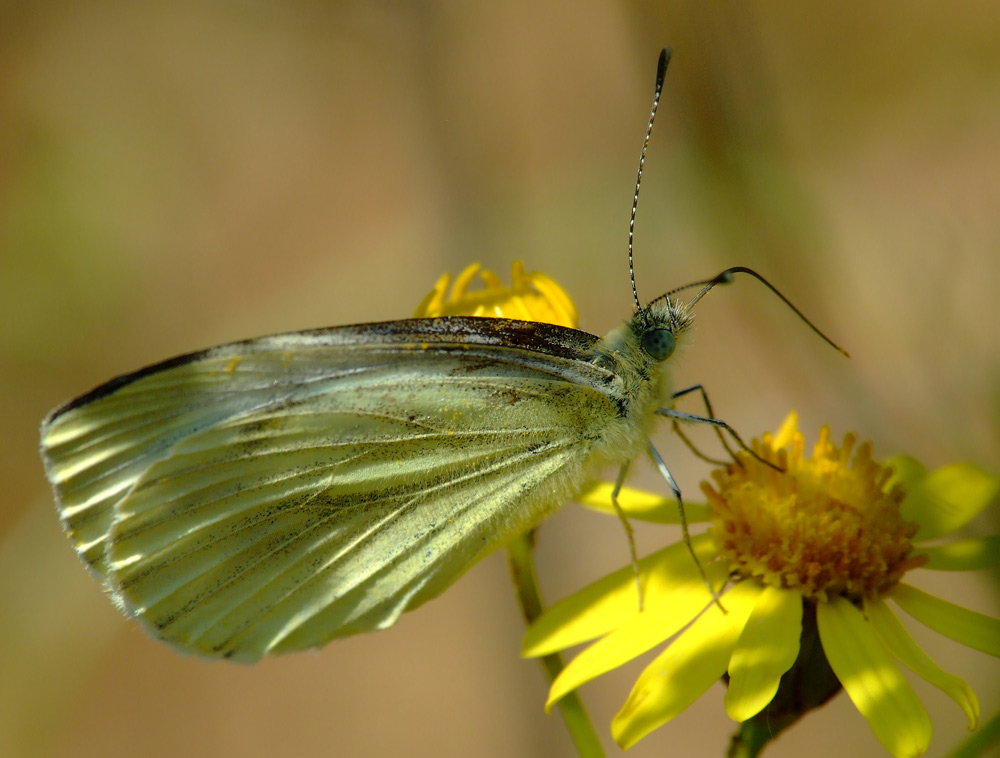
507, 533, 606, 758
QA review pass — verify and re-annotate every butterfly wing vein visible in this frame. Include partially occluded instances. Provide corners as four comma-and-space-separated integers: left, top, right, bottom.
40, 319, 624, 660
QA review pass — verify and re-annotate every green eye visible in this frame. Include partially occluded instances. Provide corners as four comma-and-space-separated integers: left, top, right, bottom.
642, 328, 675, 360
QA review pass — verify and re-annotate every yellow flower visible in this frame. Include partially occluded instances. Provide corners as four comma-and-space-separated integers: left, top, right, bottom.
414, 260, 577, 327
524, 413, 1000, 757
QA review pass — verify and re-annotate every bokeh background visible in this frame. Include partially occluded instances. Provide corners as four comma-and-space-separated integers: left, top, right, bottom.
2, 3, 998, 757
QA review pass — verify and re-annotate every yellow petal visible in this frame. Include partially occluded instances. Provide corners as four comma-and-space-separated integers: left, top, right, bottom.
545, 560, 729, 709
450, 263, 481, 299
522, 533, 717, 656
496, 291, 534, 321
509, 259, 529, 287
575, 482, 711, 524
901, 463, 1000, 541
817, 597, 931, 758
865, 597, 979, 730
412, 271, 452, 317
611, 581, 762, 749
725, 586, 803, 721
411, 261, 580, 325
890, 583, 1000, 657
527, 269, 578, 328
917, 535, 1000, 571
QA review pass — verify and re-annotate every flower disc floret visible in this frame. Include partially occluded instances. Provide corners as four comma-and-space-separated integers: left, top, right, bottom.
703, 424, 926, 601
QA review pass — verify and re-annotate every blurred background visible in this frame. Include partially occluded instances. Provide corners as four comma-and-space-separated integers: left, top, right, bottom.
2, 2, 998, 757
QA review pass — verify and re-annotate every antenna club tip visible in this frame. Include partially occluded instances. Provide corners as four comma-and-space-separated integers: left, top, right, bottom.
657, 47, 672, 78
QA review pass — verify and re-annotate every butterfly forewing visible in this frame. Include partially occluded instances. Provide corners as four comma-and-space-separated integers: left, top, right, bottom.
41, 318, 625, 660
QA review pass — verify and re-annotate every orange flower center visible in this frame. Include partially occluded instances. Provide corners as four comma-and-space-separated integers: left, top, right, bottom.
702, 426, 926, 601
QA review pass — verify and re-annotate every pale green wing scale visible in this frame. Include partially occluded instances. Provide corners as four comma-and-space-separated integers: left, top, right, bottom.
41, 317, 637, 661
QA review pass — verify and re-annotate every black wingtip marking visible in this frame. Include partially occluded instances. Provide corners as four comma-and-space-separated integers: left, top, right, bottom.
45, 346, 218, 422
44, 317, 602, 424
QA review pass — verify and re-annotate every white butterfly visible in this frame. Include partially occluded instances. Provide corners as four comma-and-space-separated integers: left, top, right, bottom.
40, 298, 696, 661
40, 48, 842, 662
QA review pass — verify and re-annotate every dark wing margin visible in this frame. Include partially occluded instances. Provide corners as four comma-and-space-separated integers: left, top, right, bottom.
46, 317, 600, 418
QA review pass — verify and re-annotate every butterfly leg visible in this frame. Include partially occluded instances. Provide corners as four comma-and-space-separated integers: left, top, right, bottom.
610, 463, 644, 612
646, 441, 726, 611
656, 406, 782, 473
669, 384, 736, 465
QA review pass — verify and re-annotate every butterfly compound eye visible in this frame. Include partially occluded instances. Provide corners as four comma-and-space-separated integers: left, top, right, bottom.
641, 328, 675, 361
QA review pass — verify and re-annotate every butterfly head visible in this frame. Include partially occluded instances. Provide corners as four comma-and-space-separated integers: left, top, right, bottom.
630, 295, 693, 364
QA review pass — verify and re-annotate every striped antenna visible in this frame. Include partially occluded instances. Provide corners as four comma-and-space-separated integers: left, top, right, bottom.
628, 47, 671, 311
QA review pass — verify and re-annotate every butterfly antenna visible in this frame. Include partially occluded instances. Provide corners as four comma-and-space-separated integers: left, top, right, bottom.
629, 47, 672, 312
666, 266, 849, 357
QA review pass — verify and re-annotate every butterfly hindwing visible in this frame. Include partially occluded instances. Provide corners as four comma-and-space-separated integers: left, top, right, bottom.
41, 317, 623, 660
